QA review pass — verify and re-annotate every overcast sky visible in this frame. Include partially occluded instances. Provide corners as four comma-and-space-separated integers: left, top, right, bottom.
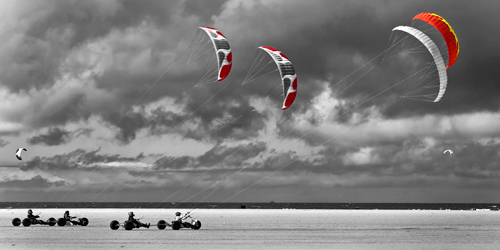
1, 0, 499, 203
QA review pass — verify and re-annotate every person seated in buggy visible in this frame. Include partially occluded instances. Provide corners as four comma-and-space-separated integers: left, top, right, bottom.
175, 211, 183, 222
175, 211, 193, 227
63, 211, 80, 225
127, 212, 149, 228
27, 209, 47, 225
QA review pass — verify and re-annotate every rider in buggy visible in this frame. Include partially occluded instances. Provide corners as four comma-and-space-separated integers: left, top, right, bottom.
175, 211, 195, 227
63, 211, 80, 225
175, 212, 183, 222
128, 212, 150, 228
27, 209, 48, 225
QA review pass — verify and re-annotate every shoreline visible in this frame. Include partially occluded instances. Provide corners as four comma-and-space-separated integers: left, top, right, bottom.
2, 202, 499, 210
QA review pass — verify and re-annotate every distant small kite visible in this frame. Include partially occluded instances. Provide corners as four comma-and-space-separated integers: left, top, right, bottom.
443, 149, 454, 157
16, 148, 27, 160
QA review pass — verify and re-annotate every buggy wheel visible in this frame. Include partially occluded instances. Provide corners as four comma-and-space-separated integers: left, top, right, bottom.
12, 218, 21, 226
171, 221, 181, 230
110, 220, 120, 230
81, 217, 89, 226
157, 220, 167, 230
192, 220, 202, 230
124, 221, 135, 230
57, 218, 66, 226
22, 218, 31, 227
48, 217, 56, 226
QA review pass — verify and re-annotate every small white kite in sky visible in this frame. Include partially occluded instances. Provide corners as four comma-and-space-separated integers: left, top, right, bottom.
443, 149, 454, 157
16, 148, 27, 160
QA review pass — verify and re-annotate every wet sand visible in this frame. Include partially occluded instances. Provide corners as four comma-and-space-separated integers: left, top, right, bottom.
1, 208, 499, 249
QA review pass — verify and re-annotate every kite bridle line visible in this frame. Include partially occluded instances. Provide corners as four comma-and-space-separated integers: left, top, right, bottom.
242, 49, 275, 86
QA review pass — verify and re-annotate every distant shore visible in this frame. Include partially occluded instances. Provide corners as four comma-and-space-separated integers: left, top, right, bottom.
2, 202, 499, 210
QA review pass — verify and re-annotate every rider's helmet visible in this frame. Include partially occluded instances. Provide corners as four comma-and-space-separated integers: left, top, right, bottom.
27, 209, 33, 214
65, 211, 69, 214
175, 212, 181, 216
128, 212, 134, 216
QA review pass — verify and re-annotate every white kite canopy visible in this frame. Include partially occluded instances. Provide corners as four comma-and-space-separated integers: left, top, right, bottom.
392, 26, 448, 102
443, 149, 454, 157
16, 148, 27, 160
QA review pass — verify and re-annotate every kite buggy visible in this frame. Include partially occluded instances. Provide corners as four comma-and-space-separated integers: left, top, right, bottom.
157, 212, 202, 230
12, 209, 56, 227
109, 219, 150, 230
110, 211, 151, 230
57, 211, 89, 226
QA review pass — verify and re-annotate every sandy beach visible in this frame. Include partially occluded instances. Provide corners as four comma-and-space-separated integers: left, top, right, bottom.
1, 208, 499, 250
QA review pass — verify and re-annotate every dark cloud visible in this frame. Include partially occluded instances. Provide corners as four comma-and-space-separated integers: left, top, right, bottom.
182, 0, 229, 23
0, 0, 184, 92
154, 155, 193, 170
0, 0, 198, 133
27, 127, 93, 146
21, 148, 145, 171
154, 142, 267, 170
210, 102, 266, 140
252, 151, 306, 172
110, 96, 265, 145
200, 142, 267, 166
35, 92, 90, 127
171, 99, 265, 142
0, 175, 65, 189
106, 111, 147, 144
147, 108, 188, 134
28, 127, 71, 146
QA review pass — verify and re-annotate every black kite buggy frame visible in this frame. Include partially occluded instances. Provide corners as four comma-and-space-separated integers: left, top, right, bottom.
57, 216, 89, 226
12, 217, 56, 227
109, 219, 150, 230
157, 213, 202, 230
